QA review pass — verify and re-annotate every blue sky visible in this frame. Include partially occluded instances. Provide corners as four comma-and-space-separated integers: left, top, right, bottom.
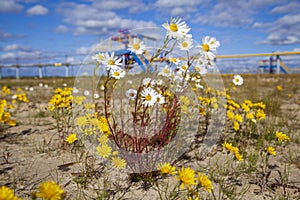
0, 0, 300, 67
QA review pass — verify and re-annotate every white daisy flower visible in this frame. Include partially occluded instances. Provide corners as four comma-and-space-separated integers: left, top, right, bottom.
126, 89, 137, 100
141, 87, 158, 107
169, 57, 181, 65
110, 67, 126, 79
44, 84, 48, 88
232, 74, 244, 86
195, 83, 204, 89
103, 52, 122, 70
39, 83, 43, 87
194, 59, 208, 75
12, 95, 17, 99
84, 90, 90, 96
178, 38, 193, 51
29, 87, 34, 91
156, 93, 165, 104
155, 79, 163, 85
63, 83, 67, 87
94, 93, 100, 99
200, 36, 220, 60
100, 85, 105, 91
92, 53, 105, 64
176, 62, 189, 73
162, 17, 191, 40
128, 38, 146, 55
158, 65, 172, 77
142, 77, 155, 87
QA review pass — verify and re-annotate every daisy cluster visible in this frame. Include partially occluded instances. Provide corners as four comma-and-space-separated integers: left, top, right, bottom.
126, 77, 165, 107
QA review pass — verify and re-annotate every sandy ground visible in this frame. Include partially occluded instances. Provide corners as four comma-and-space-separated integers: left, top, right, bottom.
0, 75, 300, 199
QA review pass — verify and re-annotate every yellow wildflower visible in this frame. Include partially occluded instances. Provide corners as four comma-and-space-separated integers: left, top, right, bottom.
276, 85, 282, 91
246, 112, 254, 120
199, 106, 206, 116
255, 109, 266, 120
177, 166, 197, 189
265, 146, 276, 156
198, 172, 213, 193
66, 134, 77, 144
233, 121, 240, 131
234, 114, 243, 123
35, 181, 65, 200
222, 142, 238, 153
97, 134, 109, 145
111, 157, 126, 169
98, 116, 110, 135
0, 185, 19, 200
226, 110, 235, 120
235, 152, 244, 161
96, 144, 112, 158
157, 162, 177, 175
275, 131, 290, 142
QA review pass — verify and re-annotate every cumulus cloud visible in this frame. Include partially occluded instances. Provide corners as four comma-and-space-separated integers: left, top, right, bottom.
56, 2, 157, 36
92, 0, 150, 13
270, 2, 300, 14
1, 44, 33, 52
255, 14, 300, 45
194, 1, 254, 27
0, 30, 24, 41
0, 0, 23, 13
53, 25, 68, 33
76, 47, 91, 55
154, 0, 204, 18
26, 4, 49, 16
0, 50, 41, 62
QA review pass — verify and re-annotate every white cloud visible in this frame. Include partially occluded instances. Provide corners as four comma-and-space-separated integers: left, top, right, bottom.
76, 47, 91, 55
2, 44, 33, 52
0, 0, 23, 13
194, 1, 254, 27
53, 25, 68, 33
270, 2, 300, 14
56, 2, 157, 36
92, 0, 150, 13
0, 50, 41, 62
154, 0, 204, 19
0, 30, 24, 41
255, 14, 300, 45
155, 0, 201, 8
26, 4, 48, 16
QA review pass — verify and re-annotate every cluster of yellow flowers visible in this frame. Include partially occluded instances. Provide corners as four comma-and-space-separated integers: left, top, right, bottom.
0, 99, 16, 127
197, 88, 226, 116
72, 94, 126, 170
0, 86, 30, 127
0, 181, 65, 200
264, 131, 291, 156
48, 87, 73, 111
158, 163, 213, 195
0, 86, 11, 96
226, 97, 266, 131
222, 141, 244, 161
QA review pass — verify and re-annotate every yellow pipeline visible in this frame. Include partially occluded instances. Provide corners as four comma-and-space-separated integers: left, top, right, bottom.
216, 51, 300, 59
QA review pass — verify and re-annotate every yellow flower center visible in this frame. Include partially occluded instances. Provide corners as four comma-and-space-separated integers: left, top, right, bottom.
113, 71, 120, 77
108, 59, 115, 65
235, 78, 240, 82
202, 44, 210, 52
182, 42, 188, 47
132, 43, 140, 50
169, 23, 178, 32
145, 94, 152, 101
98, 54, 104, 60
181, 65, 187, 70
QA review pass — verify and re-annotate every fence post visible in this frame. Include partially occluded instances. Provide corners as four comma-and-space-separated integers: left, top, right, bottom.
276, 55, 280, 74
38, 65, 43, 78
